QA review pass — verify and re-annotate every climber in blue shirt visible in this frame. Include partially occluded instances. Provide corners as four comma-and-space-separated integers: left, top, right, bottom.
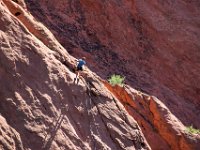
74, 57, 86, 84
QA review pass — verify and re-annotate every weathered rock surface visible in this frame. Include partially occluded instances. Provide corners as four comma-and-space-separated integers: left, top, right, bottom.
0, 1, 150, 150
0, 115, 24, 150
24, 0, 200, 129
105, 83, 200, 150
1, 0, 200, 149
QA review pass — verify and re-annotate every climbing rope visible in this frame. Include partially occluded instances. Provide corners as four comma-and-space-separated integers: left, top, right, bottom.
83, 79, 101, 150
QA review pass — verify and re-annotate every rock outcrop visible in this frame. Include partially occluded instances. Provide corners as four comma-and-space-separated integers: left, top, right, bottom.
24, 0, 200, 129
0, 0, 199, 150
0, 1, 150, 149
105, 83, 200, 150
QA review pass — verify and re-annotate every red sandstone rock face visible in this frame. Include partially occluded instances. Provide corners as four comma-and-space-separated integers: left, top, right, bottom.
24, 0, 200, 129
0, 1, 150, 149
104, 83, 200, 150
1, 0, 200, 149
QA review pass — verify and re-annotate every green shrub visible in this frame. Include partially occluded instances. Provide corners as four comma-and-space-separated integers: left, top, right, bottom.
186, 125, 200, 134
108, 74, 125, 86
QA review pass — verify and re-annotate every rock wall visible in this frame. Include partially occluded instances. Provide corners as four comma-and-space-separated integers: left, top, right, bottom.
0, 0, 199, 149
104, 83, 200, 150
0, 115, 24, 150
0, 1, 150, 149
24, 0, 200, 129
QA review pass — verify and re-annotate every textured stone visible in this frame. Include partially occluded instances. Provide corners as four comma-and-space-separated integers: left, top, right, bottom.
104, 83, 200, 150
0, 1, 150, 150
24, 0, 200, 129
1, 0, 200, 149
0, 115, 24, 150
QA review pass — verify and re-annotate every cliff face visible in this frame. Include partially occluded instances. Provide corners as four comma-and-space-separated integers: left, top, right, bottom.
0, 1, 149, 149
24, 0, 200, 129
0, 0, 200, 150
105, 83, 200, 150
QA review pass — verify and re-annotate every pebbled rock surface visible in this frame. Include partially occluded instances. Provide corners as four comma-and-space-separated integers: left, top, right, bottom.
0, 1, 150, 150
24, 0, 200, 129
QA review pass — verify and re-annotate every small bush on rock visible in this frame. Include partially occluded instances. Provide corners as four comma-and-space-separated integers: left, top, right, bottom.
108, 74, 125, 87
186, 125, 200, 134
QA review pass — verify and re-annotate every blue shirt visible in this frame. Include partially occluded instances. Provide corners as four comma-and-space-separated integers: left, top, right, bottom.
77, 59, 86, 68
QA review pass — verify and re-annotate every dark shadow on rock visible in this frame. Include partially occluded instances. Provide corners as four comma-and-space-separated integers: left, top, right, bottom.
43, 111, 65, 150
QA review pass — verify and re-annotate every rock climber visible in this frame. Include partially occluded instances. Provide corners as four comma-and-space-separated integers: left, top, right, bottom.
74, 57, 86, 84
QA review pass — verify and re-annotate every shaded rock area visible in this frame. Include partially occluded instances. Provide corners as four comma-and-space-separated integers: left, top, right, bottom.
0, 1, 150, 150
24, 0, 200, 129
